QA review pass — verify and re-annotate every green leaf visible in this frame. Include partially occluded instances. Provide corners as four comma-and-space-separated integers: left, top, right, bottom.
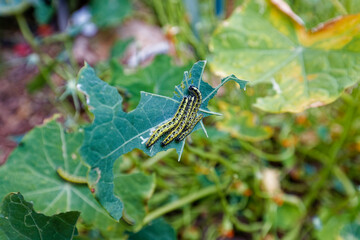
0, 0, 33, 16
275, 202, 302, 230
0, 118, 118, 234
284, 0, 360, 29
209, 1, 360, 113
215, 101, 273, 142
78, 60, 247, 220
340, 223, 360, 240
34, 0, 54, 24
90, 0, 131, 28
110, 55, 192, 108
27, 62, 55, 93
128, 218, 176, 240
110, 38, 133, 59
315, 214, 352, 240
114, 172, 155, 225
0, 192, 79, 240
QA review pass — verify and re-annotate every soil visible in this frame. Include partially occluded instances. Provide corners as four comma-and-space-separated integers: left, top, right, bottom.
0, 39, 57, 165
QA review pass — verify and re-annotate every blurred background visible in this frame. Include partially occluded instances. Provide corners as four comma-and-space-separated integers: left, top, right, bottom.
1, 0, 360, 239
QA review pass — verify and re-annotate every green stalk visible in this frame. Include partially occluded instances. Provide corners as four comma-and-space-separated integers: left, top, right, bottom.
15, 14, 38, 50
143, 184, 224, 225
210, 168, 262, 232
239, 140, 294, 162
304, 90, 359, 208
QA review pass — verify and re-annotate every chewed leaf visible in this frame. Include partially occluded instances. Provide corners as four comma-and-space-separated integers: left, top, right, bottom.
0, 192, 79, 240
78, 60, 247, 220
0, 118, 118, 235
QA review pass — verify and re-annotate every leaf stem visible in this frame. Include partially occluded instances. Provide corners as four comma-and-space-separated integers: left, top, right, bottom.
210, 168, 262, 232
143, 184, 224, 225
239, 140, 294, 162
304, 89, 359, 208
15, 13, 38, 50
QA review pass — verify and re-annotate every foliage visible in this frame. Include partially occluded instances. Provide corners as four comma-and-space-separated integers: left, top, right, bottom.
0, 192, 79, 240
209, 0, 360, 113
90, 0, 131, 28
78, 61, 247, 220
1, 0, 360, 239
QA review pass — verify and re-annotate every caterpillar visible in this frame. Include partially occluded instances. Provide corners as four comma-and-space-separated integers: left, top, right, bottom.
184, 85, 202, 130
174, 85, 202, 142
176, 113, 204, 142
146, 96, 189, 148
161, 96, 195, 147
188, 85, 202, 113
57, 167, 87, 184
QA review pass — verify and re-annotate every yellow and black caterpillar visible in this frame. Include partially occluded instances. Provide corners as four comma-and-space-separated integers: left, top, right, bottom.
175, 85, 202, 142
145, 96, 189, 148
161, 96, 195, 147
146, 85, 203, 148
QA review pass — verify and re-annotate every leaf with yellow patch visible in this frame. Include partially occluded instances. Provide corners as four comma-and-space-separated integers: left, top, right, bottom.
209, 0, 360, 113
216, 101, 273, 142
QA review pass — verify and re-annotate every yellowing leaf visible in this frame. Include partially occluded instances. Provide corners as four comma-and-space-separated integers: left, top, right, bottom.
216, 101, 273, 141
209, 0, 360, 113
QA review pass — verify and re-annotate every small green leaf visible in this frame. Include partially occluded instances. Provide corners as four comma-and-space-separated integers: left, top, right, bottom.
128, 218, 176, 240
114, 172, 155, 225
209, 1, 360, 113
78, 60, 247, 220
0, 192, 79, 240
27, 62, 55, 93
0, 118, 118, 234
90, 0, 131, 28
0, 0, 33, 16
340, 223, 360, 240
110, 38, 133, 59
315, 214, 352, 240
34, 0, 54, 24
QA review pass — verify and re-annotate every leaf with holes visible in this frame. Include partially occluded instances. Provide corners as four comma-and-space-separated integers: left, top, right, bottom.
0, 117, 119, 236
78, 60, 247, 220
209, 0, 360, 113
0, 192, 79, 240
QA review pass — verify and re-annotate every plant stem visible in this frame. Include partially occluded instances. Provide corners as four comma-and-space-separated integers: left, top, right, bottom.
143, 184, 225, 225
304, 89, 360, 208
239, 140, 294, 162
15, 14, 38, 50
210, 168, 262, 232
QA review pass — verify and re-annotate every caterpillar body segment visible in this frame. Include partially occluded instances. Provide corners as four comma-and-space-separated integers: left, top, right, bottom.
161, 96, 195, 147
176, 114, 204, 142
188, 85, 202, 112
179, 85, 202, 134
145, 96, 189, 148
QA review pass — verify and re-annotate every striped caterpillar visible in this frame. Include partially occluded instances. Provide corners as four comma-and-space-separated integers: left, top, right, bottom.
146, 97, 189, 148
57, 167, 87, 184
161, 96, 195, 147
145, 85, 203, 147
175, 85, 202, 142
176, 113, 203, 142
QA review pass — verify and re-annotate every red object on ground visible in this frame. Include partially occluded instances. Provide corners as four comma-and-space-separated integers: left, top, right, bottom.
13, 43, 32, 57
37, 24, 53, 37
